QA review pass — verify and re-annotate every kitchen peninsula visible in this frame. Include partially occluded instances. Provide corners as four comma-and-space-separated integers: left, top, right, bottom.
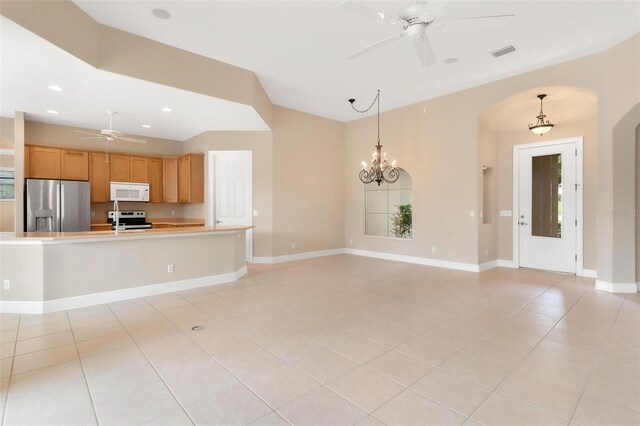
0, 225, 252, 314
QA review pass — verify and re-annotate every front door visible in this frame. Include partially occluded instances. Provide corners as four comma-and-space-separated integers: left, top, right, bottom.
517, 141, 578, 273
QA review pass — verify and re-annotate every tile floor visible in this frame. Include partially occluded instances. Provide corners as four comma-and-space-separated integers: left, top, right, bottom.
1, 255, 639, 425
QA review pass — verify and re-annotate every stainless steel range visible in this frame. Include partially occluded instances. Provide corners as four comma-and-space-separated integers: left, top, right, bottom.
107, 210, 152, 230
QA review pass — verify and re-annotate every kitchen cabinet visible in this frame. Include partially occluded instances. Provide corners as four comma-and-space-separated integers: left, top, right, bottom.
109, 154, 130, 182
148, 158, 163, 203
60, 149, 89, 181
129, 156, 149, 183
29, 146, 60, 179
163, 157, 178, 203
178, 154, 204, 203
89, 152, 110, 202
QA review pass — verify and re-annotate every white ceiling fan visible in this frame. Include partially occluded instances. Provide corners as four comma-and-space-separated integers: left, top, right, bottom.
337, 0, 515, 66
74, 111, 146, 144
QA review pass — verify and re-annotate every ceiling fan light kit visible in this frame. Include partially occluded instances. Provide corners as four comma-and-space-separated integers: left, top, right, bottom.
350, 90, 400, 186
528, 94, 555, 135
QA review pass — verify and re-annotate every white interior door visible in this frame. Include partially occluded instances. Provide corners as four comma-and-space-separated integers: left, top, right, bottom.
211, 151, 252, 262
517, 141, 578, 273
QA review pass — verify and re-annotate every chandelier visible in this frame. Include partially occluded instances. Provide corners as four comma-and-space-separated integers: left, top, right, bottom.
528, 94, 555, 135
349, 90, 400, 186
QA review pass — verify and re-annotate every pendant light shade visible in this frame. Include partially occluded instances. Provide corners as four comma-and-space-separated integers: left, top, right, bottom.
528, 94, 554, 135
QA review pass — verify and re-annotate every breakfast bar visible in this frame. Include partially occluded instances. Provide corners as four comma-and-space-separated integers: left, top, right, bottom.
0, 226, 252, 314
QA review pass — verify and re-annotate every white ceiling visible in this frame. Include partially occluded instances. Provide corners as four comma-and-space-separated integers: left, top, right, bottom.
73, 1, 640, 122
0, 18, 269, 141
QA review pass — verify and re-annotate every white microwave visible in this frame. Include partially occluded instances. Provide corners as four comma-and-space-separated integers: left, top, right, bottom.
110, 182, 149, 202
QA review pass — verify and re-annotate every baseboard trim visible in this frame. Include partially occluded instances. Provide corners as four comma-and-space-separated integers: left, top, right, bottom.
0, 266, 248, 314
595, 280, 638, 294
252, 248, 345, 264
344, 248, 482, 272
497, 259, 517, 268
479, 260, 498, 272
580, 269, 597, 278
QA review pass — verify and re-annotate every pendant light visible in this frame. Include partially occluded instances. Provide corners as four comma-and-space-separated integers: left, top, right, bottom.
349, 90, 400, 186
528, 94, 554, 135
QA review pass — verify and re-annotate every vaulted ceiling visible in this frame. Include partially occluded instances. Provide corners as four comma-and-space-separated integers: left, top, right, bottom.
74, 1, 640, 121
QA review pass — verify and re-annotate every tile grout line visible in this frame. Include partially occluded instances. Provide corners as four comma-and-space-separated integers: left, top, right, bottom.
456, 270, 581, 424
567, 291, 628, 424
0, 314, 20, 426
110, 299, 198, 426
66, 310, 100, 426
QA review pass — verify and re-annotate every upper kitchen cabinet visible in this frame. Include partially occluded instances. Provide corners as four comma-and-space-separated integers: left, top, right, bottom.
89, 152, 110, 202
60, 149, 89, 181
178, 153, 204, 203
109, 154, 130, 182
130, 156, 149, 183
28, 146, 61, 179
148, 158, 163, 203
163, 157, 178, 203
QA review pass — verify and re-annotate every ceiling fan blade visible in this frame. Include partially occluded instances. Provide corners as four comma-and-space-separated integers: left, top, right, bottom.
346, 32, 405, 60
432, 14, 515, 33
74, 130, 103, 137
336, 1, 404, 26
79, 137, 105, 140
119, 137, 146, 144
413, 34, 436, 67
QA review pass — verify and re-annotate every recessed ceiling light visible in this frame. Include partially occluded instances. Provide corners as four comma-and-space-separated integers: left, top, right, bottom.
46, 110, 59, 115
444, 57, 458, 65
48, 85, 63, 91
161, 107, 172, 112
152, 9, 171, 19
142, 124, 151, 128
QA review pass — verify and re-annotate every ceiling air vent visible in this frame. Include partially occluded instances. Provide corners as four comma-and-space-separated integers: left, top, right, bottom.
490, 45, 516, 58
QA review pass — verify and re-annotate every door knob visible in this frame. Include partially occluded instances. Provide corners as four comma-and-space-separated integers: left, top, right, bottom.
519, 221, 528, 225
216, 220, 222, 224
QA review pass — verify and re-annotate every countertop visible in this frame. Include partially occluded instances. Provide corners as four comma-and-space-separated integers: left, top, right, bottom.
1, 225, 253, 243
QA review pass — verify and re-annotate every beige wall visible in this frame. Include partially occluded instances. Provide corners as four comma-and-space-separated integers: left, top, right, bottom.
14, 113, 25, 233
637, 124, 639, 282
0, 117, 15, 232
183, 131, 274, 258
482, 86, 598, 269
0, 232, 245, 302
183, 107, 346, 259
478, 120, 498, 264
25, 120, 183, 156
345, 35, 639, 278
272, 106, 345, 257
1, 0, 273, 127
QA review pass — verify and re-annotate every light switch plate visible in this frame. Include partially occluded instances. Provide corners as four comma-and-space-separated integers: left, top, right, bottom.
253, 210, 259, 217
469, 210, 475, 217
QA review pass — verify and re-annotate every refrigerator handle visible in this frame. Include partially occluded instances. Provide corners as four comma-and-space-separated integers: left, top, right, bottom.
60, 183, 65, 232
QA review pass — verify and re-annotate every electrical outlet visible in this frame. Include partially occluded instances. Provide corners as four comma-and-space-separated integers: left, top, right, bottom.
167, 264, 174, 273
291, 242, 296, 249
90, 211, 95, 217
431, 247, 436, 253
253, 210, 259, 217
485, 249, 489, 256
171, 210, 176, 216
3, 279, 10, 290
470, 210, 475, 217
349, 238, 353, 244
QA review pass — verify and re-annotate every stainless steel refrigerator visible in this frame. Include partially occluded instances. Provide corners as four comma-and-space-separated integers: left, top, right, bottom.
25, 179, 90, 232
